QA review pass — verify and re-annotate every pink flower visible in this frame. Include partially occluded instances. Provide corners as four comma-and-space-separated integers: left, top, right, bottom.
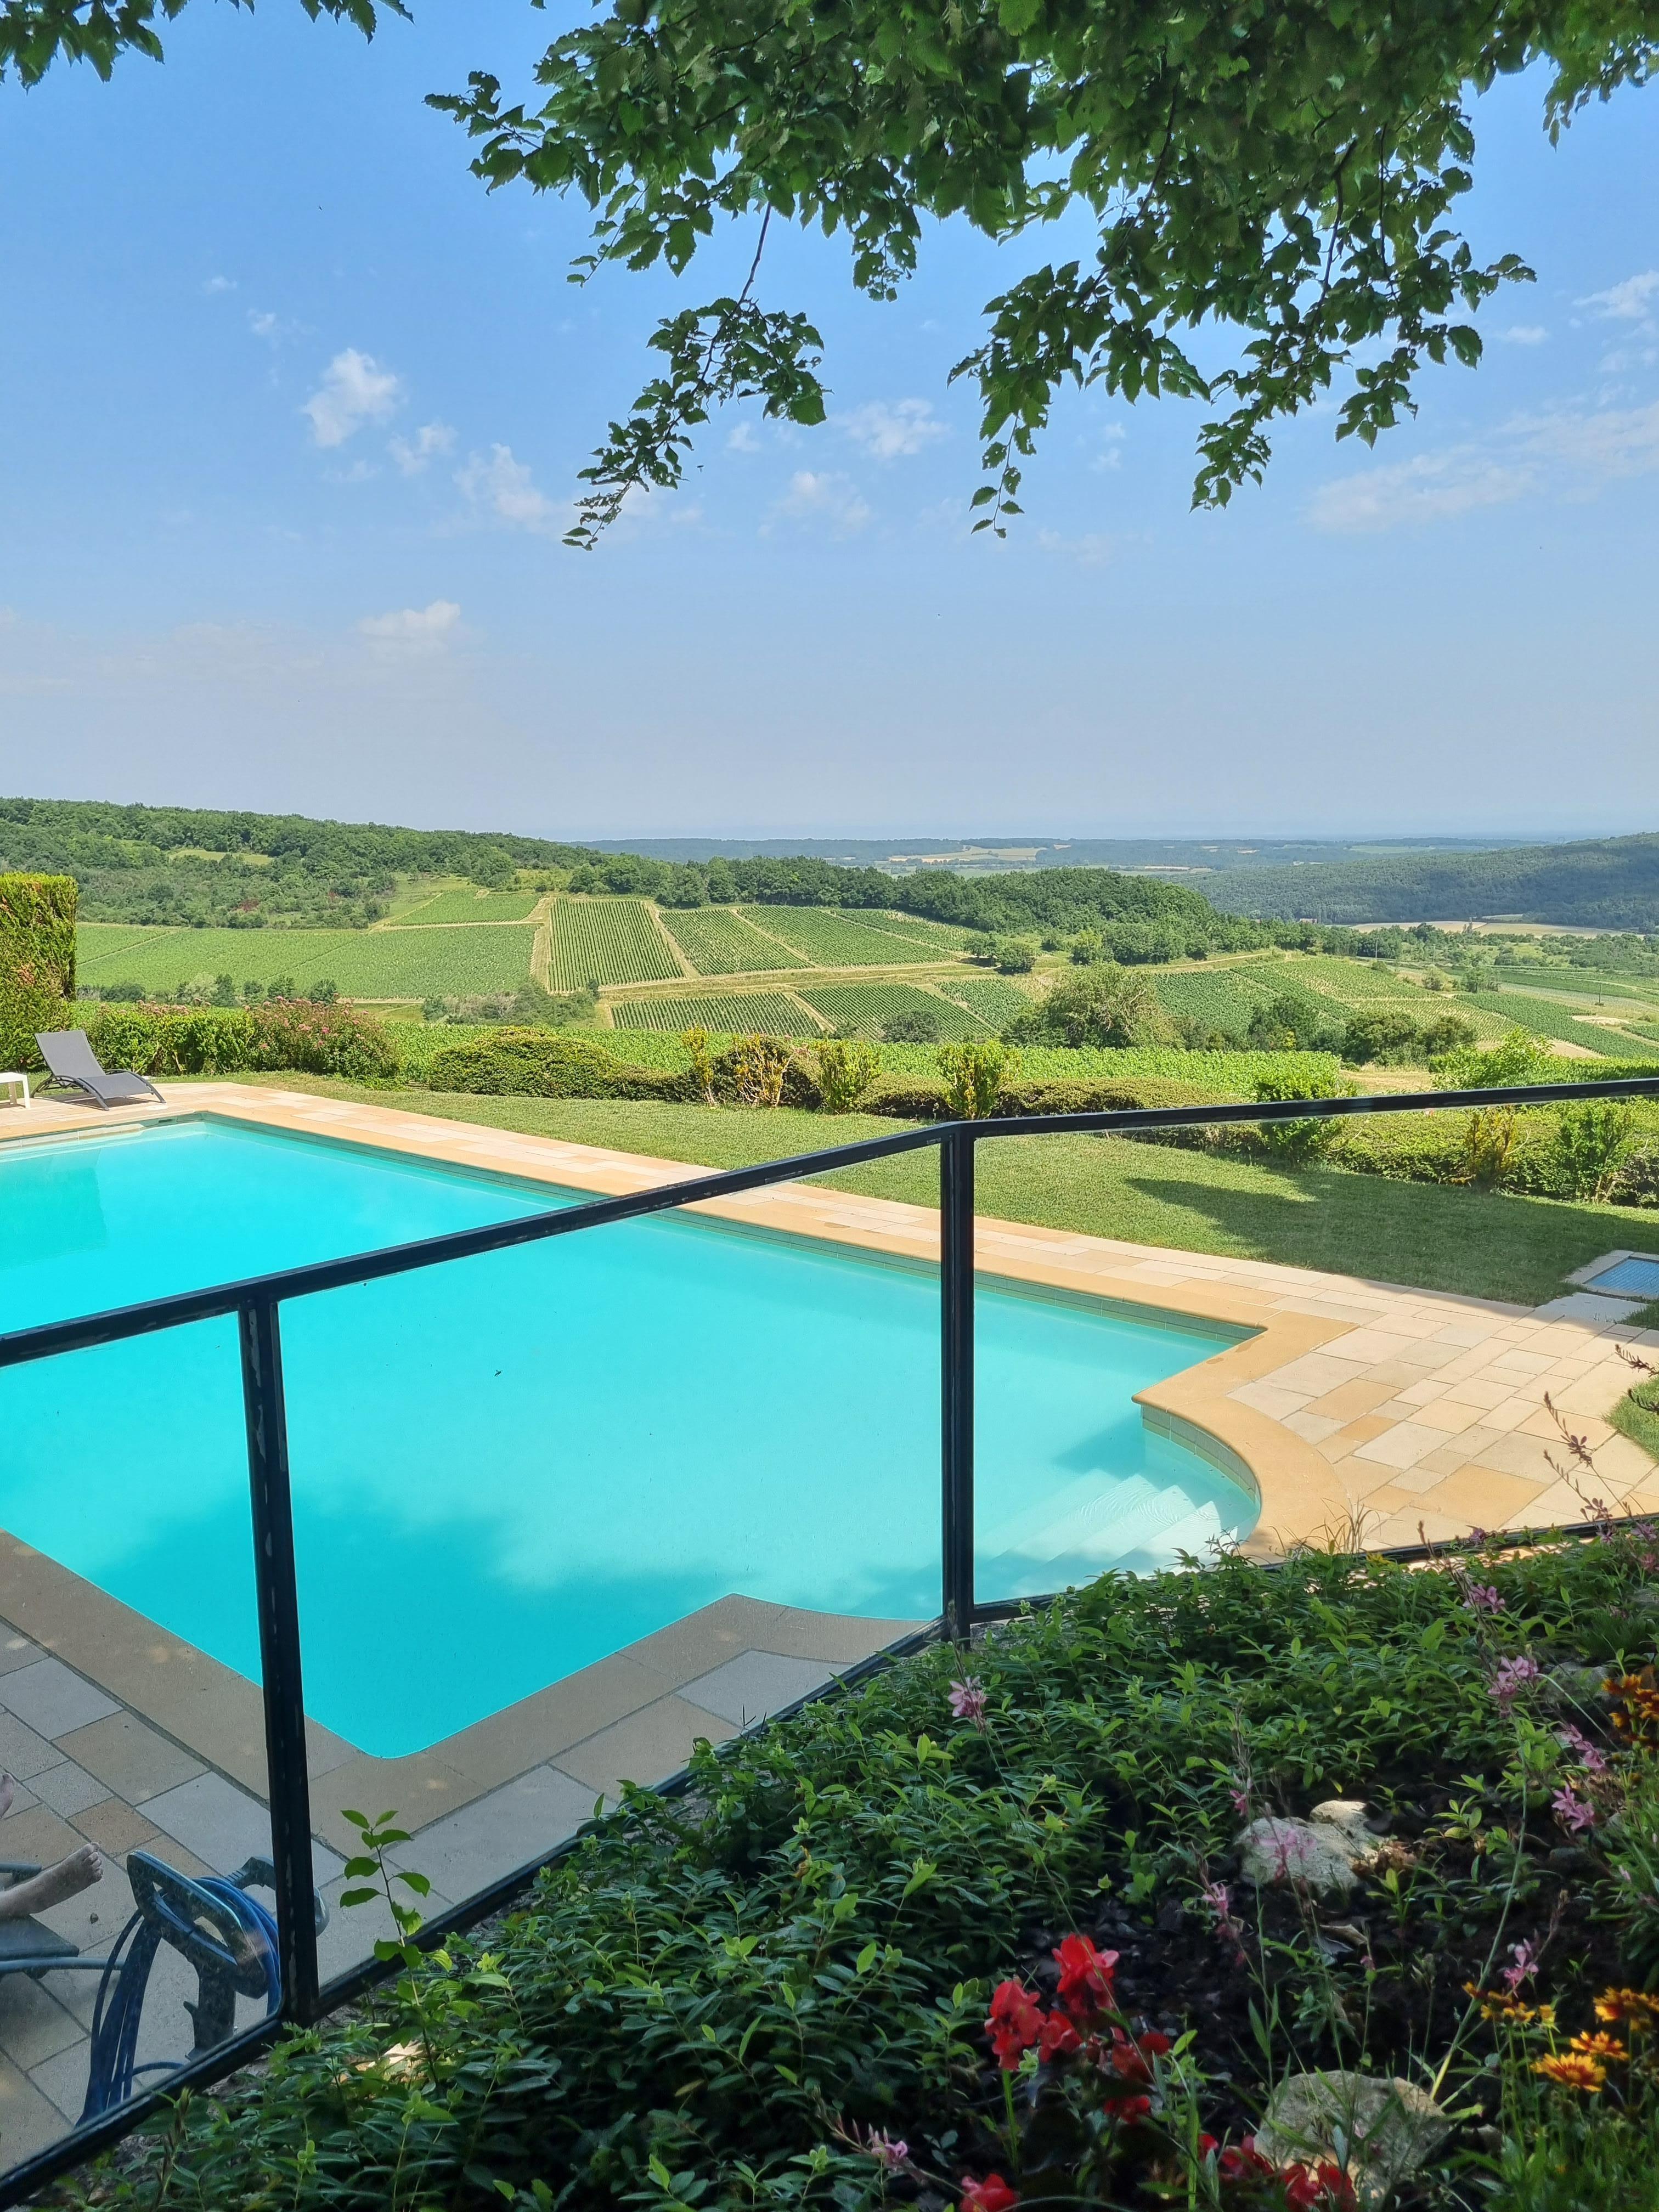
949, 1678, 988, 1729
1500, 1939, 1539, 1992
864, 2129, 909, 2169
1464, 1584, 1504, 1615
1229, 1787, 1251, 1816
1490, 1655, 1542, 1708
1553, 1786, 1598, 1835
1559, 1723, 1610, 1776
1202, 1880, 1247, 1956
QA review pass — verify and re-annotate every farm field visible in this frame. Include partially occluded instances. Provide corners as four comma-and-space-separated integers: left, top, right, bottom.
77, 922, 537, 998
610, 990, 819, 1035
797, 982, 990, 1037
736, 905, 968, 967
936, 974, 1037, 1025
658, 906, 808, 974
392, 888, 541, 925
545, 899, 680, 990
1468, 989, 1659, 1058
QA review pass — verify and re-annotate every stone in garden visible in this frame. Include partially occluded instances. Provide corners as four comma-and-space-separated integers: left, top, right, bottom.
1237, 1802, 1375, 1898
1255, 2070, 1451, 2209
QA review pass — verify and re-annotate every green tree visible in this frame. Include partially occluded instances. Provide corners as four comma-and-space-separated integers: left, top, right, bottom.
1006, 963, 1174, 1049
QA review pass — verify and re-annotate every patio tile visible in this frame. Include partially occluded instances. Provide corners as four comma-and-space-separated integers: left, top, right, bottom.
0, 1976, 86, 2072
0, 1661, 120, 1742
0, 2046, 72, 2166
762, 1608, 921, 1666
0, 1712, 66, 1784
26, 1763, 111, 1820
0, 1632, 44, 1679
1352, 1423, 1448, 1471
1431, 1466, 1549, 1523
386, 1764, 596, 1903
142, 1772, 343, 1887
680, 1651, 839, 1729
1229, 1382, 1312, 1420
1249, 1353, 1363, 1397
0, 1806, 83, 1872
1304, 1379, 1397, 1422
1383, 1463, 1454, 1496
1413, 1401, 1484, 1436
56, 1713, 204, 1805
1284, 1412, 1343, 1444
1438, 1379, 1515, 1412
69, 1799, 161, 1858
557, 1695, 738, 1802
1308, 1329, 1418, 1365
1469, 1433, 1562, 1482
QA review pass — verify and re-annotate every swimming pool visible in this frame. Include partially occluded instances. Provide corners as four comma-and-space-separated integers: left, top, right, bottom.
0, 1117, 1256, 1756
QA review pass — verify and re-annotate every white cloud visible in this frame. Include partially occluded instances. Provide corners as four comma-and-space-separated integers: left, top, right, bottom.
1091, 424, 1128, 473
1308, 447, 1536, 532
455, 444, 569, 535
1578, 270, 1659, 323
1307, 396, 1659, 532
1500, 324, 1550, 346
248, 309, 300, 345
726, 421, 761, 453
204, 275, 236, 295
1037, 527, 1117, 567
302, 348, 403, 448
390, 421, 456, 476
839, 398, 946, 461
767, 469, 872, 536
357, 601, 462, 656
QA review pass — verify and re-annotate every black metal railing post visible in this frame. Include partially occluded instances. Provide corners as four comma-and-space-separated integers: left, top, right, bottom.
238, 1297, 321, 2026
940, 1126, 975, 1641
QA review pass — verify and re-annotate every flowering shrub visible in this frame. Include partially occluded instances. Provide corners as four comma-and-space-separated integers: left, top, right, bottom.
86, 1000, 402, 1081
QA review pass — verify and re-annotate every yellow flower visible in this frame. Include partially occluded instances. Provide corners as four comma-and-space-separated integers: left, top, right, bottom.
1571, 2033, 1628, 2061
1595, 1988, 1659, 2025
1534, 2053, 1606, 2092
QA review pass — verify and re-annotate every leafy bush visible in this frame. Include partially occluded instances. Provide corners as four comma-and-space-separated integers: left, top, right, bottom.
1251, 1060, 1346, 1161
1462, 1103, 1519, 1189
1244, 989, 1345, 1056
1341, 1008, 1478, 1065
881, 1005, 944, 1042
83, 1001, 404, 1081
1610, 1146, 1659, 1209
1433, 1026, 1565, 1092
1553, 1099, 1640, 1201
63, 1531, 1659, 2212
813, 1037, 881, 1113
938, 1038, 1018, 1119
978, 932, 1039, 974
0, 871, 76, 1069
425, 1030, 681, 1100
1005, 965, 1174, 1050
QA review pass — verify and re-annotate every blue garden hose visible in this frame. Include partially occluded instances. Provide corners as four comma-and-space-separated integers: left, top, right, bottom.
80, 1877, 281, 2122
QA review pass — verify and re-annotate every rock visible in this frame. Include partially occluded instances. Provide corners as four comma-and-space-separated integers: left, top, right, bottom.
1237, 1804, 1377, 1898
1255, 2070, 1451, 2209
1548, 1845, 1596, 1874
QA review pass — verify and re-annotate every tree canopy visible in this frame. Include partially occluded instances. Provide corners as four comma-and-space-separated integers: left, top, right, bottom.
9, 0, 1653, 541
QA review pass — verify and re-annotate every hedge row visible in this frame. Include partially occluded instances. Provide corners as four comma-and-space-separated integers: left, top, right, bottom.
0, 871, 76, 1068
84, 1001, 403, 1082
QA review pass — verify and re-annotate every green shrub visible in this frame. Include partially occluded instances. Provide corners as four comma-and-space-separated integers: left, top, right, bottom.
1611, 1146, 1659, 1209
1005, 964, 1173, 1050
938, 1037, 1018, 1119
1553, 1098, 1639, 1201
1341, 1008, 1477, 1064
0, 872, 76, 1069
425, 1030, 681, 1100
812, 1037, 881, 1113
1432, 1026, 1563, 1091
82, 1001, 403, 1081
1252, 1059, 1346, 1161
861, 1075, 951, 1119
249, 1001, 403, 1082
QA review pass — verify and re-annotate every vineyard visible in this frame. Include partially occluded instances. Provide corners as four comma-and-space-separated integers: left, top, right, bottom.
76, 922, 537, 999
658, 907, 808, 974
798, 983, 989, 1037
1468, 990, 1658, 1058
936, 974, 1038, 1026
610, 990, 819, 1035
545, 900, 680, 990
392, 888, 542, 926
736, 905, 966, 968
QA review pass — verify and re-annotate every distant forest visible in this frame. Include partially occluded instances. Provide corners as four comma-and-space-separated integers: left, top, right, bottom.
1203, 833, 1659, 932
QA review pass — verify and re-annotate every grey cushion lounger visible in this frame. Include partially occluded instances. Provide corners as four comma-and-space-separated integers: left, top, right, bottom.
35, 1029, 164, 1110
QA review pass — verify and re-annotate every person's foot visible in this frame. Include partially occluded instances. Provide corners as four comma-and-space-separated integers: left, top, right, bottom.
0, 1844, 103, 1920
0, 1773, 14, 1821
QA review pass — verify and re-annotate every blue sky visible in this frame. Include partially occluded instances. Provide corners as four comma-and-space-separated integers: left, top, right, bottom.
0, 2, 1655, 842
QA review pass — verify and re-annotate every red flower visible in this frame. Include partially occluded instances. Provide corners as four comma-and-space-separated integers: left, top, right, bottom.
961, 2176, 1020, 2212
1052, 1933, 1119, 2019
1284, 2162, 1358, 2211
1198, 2134, 1220, 2159
1037, 2010, 1081, 2061
985, 1980, 1044, 2069
1218, 2139, 1278, 2182
1104, 2027, 1167, 2088
1101, 2091, 1152, 2123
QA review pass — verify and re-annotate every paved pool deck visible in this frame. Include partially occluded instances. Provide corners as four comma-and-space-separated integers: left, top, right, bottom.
1, 1082, 1656, 2164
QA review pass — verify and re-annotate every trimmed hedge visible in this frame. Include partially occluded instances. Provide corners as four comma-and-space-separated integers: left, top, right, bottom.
424, 1029, 685, 1100
0, 871, 76, 1069
84, 1001, 403, 1082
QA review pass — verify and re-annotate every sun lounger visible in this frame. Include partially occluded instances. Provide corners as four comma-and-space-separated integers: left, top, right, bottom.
35, 1030, 163, 1110
0, 1860, 107, 1985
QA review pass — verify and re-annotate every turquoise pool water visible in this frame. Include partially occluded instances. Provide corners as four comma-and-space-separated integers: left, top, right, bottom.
0, 1117, 1256, 1756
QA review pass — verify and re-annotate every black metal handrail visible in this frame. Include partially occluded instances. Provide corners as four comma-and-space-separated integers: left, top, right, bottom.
1, 1068, 1657, 2203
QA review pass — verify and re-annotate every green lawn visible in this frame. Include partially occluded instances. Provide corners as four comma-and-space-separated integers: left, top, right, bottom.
190, 1077, 1655, 1306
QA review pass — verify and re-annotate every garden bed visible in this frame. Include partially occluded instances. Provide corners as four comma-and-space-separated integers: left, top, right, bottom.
54, 1475, 1659, 2212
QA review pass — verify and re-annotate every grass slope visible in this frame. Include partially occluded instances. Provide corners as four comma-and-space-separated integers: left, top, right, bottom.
206, 1076, 1650, 1304
77, 922, 537, 998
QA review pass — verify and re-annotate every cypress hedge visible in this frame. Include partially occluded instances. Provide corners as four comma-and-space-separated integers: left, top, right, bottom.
0, 871, 76, 1069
